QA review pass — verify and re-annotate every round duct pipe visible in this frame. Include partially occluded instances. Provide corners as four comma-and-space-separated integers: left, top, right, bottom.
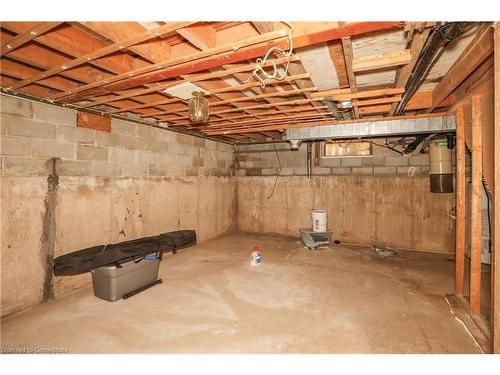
429, 138, 453, 193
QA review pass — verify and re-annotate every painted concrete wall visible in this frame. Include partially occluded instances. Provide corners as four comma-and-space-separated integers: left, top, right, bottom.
1, 94, 236, 316
236, 176, 455, 254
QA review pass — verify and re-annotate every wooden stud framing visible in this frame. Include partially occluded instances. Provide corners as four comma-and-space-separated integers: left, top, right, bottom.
455, 106, 467, 296
493, 21, 500, 354
470, 95, 483, 316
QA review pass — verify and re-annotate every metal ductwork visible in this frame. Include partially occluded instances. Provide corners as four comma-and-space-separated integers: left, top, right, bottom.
286, 115, 455, 141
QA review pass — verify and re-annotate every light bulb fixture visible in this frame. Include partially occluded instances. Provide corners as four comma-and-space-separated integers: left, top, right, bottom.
188, 91, 209, 123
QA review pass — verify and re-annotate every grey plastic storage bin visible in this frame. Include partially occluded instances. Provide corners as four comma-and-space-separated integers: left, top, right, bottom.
91, 255, 160, 302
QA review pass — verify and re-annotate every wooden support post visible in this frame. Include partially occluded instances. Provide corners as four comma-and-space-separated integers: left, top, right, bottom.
470, 95, 483, 316
455, 106, 466, 296
493, 21, 500, 354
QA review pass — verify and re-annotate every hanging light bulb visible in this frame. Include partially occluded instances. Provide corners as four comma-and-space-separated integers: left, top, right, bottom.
188, 91, 209, 123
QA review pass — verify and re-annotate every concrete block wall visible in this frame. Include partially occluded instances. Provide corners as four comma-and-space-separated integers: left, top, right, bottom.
236, 140, 432, 177
1, 94, 237, 316
1, 95, 234, 178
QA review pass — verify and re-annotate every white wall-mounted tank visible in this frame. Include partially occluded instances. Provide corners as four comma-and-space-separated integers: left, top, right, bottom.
429, 138, 453, 193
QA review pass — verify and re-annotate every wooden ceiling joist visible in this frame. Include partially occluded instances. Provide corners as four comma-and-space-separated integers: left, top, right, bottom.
52, 29, 291, 102
55, 21, 403, 103
0, 22, 63, 55
9, 22, 194, 90
312, 87, 405, 101
430, 23, 494, 111
352, 49, 412, 73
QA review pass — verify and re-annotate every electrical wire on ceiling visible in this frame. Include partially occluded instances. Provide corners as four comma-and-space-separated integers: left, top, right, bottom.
243, 22, 294, 89
394, 22, 478, 115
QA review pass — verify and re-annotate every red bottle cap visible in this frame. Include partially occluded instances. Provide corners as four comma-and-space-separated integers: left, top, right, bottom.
253, 246, 260, 252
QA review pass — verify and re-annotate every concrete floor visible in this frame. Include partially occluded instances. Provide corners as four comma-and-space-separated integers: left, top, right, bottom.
1, 233, 481, 353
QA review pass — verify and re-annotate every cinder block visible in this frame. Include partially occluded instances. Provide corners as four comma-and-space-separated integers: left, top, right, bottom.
1, 94, 33, 118
320, 158, 341, 167
177, 134, 192, 145
217, 160, 227, 169
340, 157, 363, 167
168, 142, 185, 155
192, 156, 204, 167
137, 125, 159, 139
373, 166, 396, 175
148, 139, 169, 153
95, 132, 124, 148
109, 148, 136, 162
183, 145, 199, 157
157, 130, 177, 143
193, 137, 206, 147
92, 161, 122, 177
32, 101, 76, 125
5, 115, 56, 139
56, 160, 91, 176
312, 167, 331, 175
385, 156, 409, 167
31, 139, 76, 159
77, 144, 108, 161
185, 167, 199, 176
58, 126, 94, 144
210, 168, 227, 177
361, 156, 386, 167
177, 154, 193, 167
293, 167, 308, 176
262, 168, 277, 175
137, 151, 159, 164
148, 163, 166, 176
111, 118, 137, 136
125, 136, 148, 150
352, 167, 373, 175
236, 169, 247, 176
278, 167, 294, 176
408, 154, 429, 166
206, 140, 217, 150
3, 156, 49, 176
330, 167, 352, 175
245, 168, 262, 176
1, 136, 30, 156
166, 165, 185, 176
397, 166, 421, 176
122, 162, 147, 177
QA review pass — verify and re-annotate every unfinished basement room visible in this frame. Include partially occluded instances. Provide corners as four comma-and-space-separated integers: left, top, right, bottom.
1, 3, 500, 368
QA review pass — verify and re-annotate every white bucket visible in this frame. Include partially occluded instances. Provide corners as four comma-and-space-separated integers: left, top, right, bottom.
311, 210, 328, 232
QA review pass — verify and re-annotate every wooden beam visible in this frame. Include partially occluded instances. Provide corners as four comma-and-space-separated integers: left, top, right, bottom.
455, 106, 467, 296
1, 22, 63, 55
352, 49, 412, 73
431, 24, 494, 111
80, 22, 173, 63
177, 24, 217, 50
56, 22, 403, 103
327, 40, 349, 88
312, 87, 404, 101
52, 30, 289, 102
390, 28, 431, 114
252, 22, 276, 34
10, 22, 193, 90
352, 95, 402, 107
493, 21, 500, 354
202, 112, 333, 129
342, 37, 359, 118
470, 95, 483, 316
358, 104, 392, 115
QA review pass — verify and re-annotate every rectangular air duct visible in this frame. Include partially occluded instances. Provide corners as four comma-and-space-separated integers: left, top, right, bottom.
285, 115, 456, 141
